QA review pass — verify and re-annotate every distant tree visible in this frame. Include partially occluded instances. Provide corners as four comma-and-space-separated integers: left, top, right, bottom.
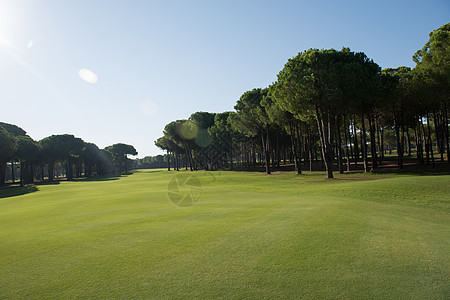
39, 134, 85, 181
16, 136, 40, 184
0, 122, 27, 137
39, 137, 59, 182
189, 112, 215, 169
155, 136, 174, 171
209, 112, 236, 169
133, 155, 167, 169
97, 149, 113, 176
380, 67, 414, 168
0, 126, 17, 186
263, 90, 304, 174
0, 122, 29, 183
233, 88, 272, 174
105, 143, 138, 173
163, 120, 191, 171
82, 142, 107, 176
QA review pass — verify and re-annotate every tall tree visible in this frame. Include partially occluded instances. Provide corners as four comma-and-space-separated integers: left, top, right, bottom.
413, 23, 450, 162
105, 143, 138, 173
16, 136, 40, 184
263, 89, 304, 174
274, 48, 379, 178
233, 88, 272, 174
209, 112, 238, 170
0, 126, 17, 186
39, 135, 85, 181
380, 67, 414, 168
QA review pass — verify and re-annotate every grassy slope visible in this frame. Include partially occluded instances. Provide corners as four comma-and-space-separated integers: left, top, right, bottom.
0, 170, 449, 299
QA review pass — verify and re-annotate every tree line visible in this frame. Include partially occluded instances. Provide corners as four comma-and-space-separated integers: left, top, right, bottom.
0, 122, 137, 186
133, 155, 167, 169
155, 23, 449, 178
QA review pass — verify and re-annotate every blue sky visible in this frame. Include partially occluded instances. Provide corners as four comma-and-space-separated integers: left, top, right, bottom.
0, 0, 448, 157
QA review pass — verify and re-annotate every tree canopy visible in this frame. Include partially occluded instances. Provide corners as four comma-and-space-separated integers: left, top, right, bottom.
155, 23, 449, 177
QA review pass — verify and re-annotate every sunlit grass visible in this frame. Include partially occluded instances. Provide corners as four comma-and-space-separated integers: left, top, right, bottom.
0, 170, 448, 298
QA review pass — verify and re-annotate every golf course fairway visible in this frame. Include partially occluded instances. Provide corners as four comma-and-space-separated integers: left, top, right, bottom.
0, 170, 449, 298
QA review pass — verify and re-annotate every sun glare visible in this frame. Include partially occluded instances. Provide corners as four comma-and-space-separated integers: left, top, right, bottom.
79, 68, 98, 84
0, 2, 18, 45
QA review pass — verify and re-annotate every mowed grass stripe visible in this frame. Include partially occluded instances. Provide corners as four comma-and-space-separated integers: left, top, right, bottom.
0, 170, 448, 298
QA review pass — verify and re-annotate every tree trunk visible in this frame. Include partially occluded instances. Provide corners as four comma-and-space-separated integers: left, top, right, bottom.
295, 125, 303, 174
67, 158, 73, 180
423, 118, 430, 166
229, 134, 233, 170
167, 151, 171, 171
426, 112, 435, 168
40, 164, 45, 181
406, 130, 412, 157
443, 102, 450, 164
307, 127, 313, 172
261, 127, 271, 175
275, 130, 280, 168
48, 162, 55, 182
393, 110, 403, 169
11, 161, 15, 183
347, 122, 353, 170
0, 162, 6, 187
335, 116, 344, 174
376, 118, 383, 165
20, 161, 24, 185
252, 142, 257, 168
343, 119, 351, 172
315, 106, 333, 178
414, 118, 423, 164
368, 114, 378, 170
352, 119, 359, 167
30, 164, 35, 184
184, 142, 193, 171
290, 124, 301, 174
291, 132, 301, 174
434, 111, 444, 161
361, 114, 368, 173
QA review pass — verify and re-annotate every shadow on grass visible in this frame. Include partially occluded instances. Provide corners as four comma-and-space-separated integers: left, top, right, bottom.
0, 185, 39, 199
35, 181, 61, 185
223, 165, 297, 173
373, 158, 450, 176
135, 169, 165, 173
72, 171, 141, 182
73, 174, 121, 182
220, 159, 450, 178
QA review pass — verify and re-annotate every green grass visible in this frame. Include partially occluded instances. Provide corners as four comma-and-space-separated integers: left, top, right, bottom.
0, 170, 449, 299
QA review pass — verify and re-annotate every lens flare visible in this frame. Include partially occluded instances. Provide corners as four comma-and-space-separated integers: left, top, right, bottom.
179, 121, 198, 140
79, 68, 98, 83
195, 129, 212, 147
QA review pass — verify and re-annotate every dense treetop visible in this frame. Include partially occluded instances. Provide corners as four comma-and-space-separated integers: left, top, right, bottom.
155, 23, 449, 178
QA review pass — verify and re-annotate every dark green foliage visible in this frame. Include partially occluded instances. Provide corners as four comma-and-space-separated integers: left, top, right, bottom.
0, 121, 137, 184
133, 155, 166, 169
273, 48, 380, 177
0, 126, 17, 186
39, 134, 85, 181
0, 122, 27, 137
105, 143, 138, 174
155, 22, 449, 176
